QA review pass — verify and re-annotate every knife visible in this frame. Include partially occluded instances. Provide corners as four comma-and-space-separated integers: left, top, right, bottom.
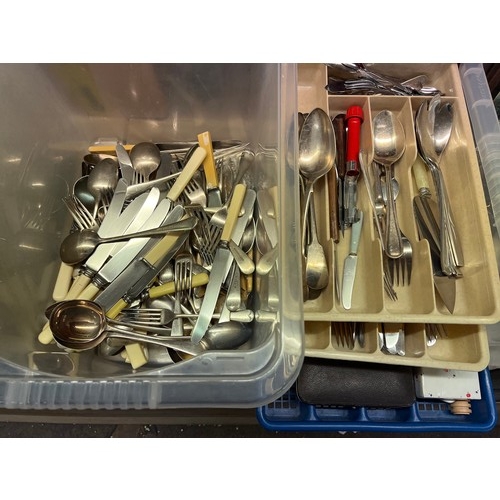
330, 114, 345, 242
63, 187, 161, 300
198, 131, 222, 208
116, 144, 135, 186
98, 223, 193, 317
191, 184, 248, 344
341, 210, 363, 310
413, 196, 456, 313
343, 106, 364, 228
75, 203, 185, 301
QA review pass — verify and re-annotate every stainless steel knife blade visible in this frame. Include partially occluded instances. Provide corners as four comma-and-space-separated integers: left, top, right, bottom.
76, 202, 184, 302
99, 229, 191, 316
116, 144, 135, 186
63, 187, 161, 300
191, 184, 248, 344
341, 210, 363, 310
85, 188, 160, 274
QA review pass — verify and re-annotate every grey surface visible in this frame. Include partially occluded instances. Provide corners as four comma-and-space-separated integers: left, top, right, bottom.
1, 422, 499, 438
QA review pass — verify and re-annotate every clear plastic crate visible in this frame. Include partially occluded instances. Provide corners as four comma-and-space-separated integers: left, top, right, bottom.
0, 64, 304, 410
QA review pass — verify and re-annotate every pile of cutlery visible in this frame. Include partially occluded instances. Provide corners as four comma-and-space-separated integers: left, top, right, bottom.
40, 137, 264, 370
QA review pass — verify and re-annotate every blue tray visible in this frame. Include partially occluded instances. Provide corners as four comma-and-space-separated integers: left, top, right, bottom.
256, 369, 497, 433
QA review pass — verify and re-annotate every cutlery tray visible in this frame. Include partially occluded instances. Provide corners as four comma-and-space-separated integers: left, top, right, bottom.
299, 63, 500, 370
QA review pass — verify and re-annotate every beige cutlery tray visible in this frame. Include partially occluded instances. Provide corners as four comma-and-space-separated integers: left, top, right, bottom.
299, 63, 500, 370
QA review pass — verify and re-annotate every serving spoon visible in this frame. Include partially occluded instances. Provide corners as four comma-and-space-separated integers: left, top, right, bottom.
299, 108, 335, 293
48, 300, 252, 355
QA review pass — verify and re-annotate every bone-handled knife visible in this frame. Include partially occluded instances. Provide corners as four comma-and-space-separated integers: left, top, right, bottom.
63, 188, 160, 300
197, 131, 221, 207
341, 210, 363, 310
76, 202, 185, 301
102, 228, 193, 319
190, 184, 248, 344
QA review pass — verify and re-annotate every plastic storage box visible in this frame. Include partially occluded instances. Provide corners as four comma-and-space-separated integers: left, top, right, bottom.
256, 368, 497, 433
0, 64, 304, 410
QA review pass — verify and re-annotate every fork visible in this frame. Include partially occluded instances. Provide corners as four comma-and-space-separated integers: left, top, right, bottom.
425, 323, 447, 346
119, 307, 254, 325
332, 322, 363, 350
186, 204, 221, 266
63, 194, 99, 230
172, 252, 193, 336
386, 233, 413, 287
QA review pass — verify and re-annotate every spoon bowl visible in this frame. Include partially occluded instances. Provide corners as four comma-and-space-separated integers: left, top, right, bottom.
129, 142, 161, 182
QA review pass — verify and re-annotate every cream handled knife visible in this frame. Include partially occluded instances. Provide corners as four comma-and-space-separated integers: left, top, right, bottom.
341, 210, 363, 310
191, 184, 247, 344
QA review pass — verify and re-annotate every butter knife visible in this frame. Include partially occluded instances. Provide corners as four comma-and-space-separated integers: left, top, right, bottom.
191, 184, 249, 344
341, 210, 363, 310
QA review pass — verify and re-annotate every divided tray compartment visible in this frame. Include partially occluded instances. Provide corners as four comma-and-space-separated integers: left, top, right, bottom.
298, 63, 500, 370
304, 322, 491, 371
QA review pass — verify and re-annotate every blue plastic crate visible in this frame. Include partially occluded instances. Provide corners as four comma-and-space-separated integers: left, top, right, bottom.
256, 369, 497, 433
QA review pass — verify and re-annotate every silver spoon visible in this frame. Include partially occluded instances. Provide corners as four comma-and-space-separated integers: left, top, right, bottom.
129, 142, 162, 183
373, 110, 406, 259
299, 108, 335, 294
299, 108, 336, 248
59, 217, 198, 265
415, 97, 462, 275
48, 300, 251, 355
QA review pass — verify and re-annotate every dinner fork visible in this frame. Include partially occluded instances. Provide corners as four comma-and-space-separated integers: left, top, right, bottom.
386, 233, 413, 286
332, 322, 364, 350
172, 252, 193, 336
63, 194, 99, 230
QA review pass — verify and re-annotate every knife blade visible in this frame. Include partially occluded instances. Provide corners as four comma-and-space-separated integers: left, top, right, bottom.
198, 131, 222, 208
413, 197, 456, 313
76, 202, 185, 301
116, 144, 135, 186
341, 210, 363, 310
191, 184, 248, 344
63, 188, 160, 300
97, 222, 193, 316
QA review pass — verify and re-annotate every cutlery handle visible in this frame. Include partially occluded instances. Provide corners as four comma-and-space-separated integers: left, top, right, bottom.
221, 184, 247, 243
89, 144, 133, 154
148, 272, 209, 299
228, 240, 255, 275
52, 262, 74, 301
65, 273, 92, 299
197, 131, 218, 189
345, 106, 364, 175
101, 217, 197, 243
38, 322, 55, 345
332, 114, 346, 179
78, 282, 101, 301
107, 298, 128, 319
166, 146, 206, 202
413, 155, 431, 197
350, 210, 364, 254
